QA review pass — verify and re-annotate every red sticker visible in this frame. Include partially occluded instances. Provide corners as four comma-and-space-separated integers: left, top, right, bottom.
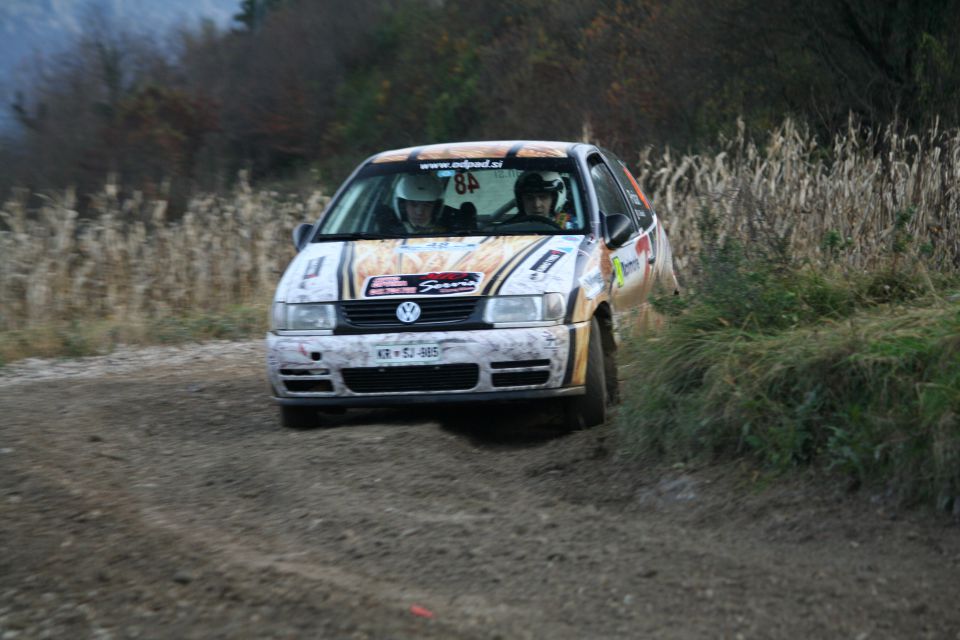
622, 166, 651, 209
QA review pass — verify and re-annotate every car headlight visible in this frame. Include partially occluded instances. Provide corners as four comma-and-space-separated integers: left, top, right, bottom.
483, 293, 566, 325
272, 302, 336, 331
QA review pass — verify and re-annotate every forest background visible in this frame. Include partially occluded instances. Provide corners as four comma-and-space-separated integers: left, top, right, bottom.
3, 0, 959, 207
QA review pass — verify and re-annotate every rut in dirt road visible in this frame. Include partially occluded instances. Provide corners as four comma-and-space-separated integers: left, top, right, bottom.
2, 341, 959, 639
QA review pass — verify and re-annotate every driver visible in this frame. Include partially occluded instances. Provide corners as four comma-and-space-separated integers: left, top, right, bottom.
513, 170, 574, 228
394, 173, 445, 233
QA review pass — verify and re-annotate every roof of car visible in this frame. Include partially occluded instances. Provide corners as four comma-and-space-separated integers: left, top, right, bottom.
370, 140, 577, 164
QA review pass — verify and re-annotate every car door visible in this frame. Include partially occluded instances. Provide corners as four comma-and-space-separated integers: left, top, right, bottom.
603, 151, 660, 298
586, 153, 647, 324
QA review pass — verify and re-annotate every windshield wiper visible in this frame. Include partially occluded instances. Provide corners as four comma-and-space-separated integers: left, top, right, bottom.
494, 230, 585, 236
314, 232, 406, 241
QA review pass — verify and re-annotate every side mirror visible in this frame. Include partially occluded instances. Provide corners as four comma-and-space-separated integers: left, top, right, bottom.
603, 213, 633, 248
292, 223, 313, 251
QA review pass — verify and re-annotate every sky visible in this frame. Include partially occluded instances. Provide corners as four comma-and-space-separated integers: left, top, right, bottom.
0, 0, 239, 132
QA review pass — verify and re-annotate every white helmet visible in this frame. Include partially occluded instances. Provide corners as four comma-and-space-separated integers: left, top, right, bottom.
514, 170, 566, 215
394, 173, 443, 220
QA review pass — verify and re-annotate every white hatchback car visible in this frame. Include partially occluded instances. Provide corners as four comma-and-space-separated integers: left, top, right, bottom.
267, 140, 678, 429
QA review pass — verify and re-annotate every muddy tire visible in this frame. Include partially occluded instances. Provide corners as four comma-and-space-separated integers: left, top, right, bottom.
280, 405, 318, 429
562, 317, 608, 430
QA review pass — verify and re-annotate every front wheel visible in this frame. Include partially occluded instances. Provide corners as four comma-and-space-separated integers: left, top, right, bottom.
280, 405, 319, 429
562, 317, 608, 430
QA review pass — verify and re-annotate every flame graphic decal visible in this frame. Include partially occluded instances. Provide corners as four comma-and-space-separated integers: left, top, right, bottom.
344, 237, 546, 299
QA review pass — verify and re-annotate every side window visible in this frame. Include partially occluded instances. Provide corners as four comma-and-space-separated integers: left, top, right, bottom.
602, 151, 655, 232
588, 155, 636, 232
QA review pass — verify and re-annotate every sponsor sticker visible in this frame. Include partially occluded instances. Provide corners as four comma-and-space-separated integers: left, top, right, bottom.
622, 257, 641, 277
579, 269, 605, 299
541, 330, 560, 351
396, 241, 479, 253
622, 166, 652, 209
299, 257, 324, 289
418, 159, 504, 171
364, 271, 484, 297
528, 249, 567, 281
613, 255, 641, 287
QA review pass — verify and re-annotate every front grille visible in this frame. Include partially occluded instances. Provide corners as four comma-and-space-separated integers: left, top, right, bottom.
492, 371, 551, 387
281, 368, 328, 376
284, 379, 334, 393
341, 298, 479, 328
491, 359, 551, 369
343, 364, 479, 393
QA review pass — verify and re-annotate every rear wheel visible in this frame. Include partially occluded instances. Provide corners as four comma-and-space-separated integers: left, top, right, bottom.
280, 405, 319, 429
562, 317, 608, 430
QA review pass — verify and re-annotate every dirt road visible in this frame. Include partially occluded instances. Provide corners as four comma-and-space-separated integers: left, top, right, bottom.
1, 341, 958, 639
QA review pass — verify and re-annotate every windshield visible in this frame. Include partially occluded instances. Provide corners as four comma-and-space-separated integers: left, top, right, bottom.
315, 158, 586, 239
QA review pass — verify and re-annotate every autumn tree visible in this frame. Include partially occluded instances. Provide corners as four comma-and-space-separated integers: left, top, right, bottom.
4, 0, 959, 197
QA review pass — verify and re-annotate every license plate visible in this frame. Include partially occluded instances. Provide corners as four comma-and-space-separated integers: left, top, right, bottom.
373, 343, 441, 364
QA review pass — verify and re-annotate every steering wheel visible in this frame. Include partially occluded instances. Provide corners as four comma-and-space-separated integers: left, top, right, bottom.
499, 215, 563, 230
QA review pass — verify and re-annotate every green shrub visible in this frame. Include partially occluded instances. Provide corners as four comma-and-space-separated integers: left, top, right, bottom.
619, 301, 960, 507
618, 213, 960, 508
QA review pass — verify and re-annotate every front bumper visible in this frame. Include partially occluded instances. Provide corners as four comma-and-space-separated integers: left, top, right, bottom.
266, 323, 585, 407
274, 386, 584, 408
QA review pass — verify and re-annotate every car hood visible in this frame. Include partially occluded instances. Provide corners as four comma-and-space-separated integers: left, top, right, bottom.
276, 235, 591, 303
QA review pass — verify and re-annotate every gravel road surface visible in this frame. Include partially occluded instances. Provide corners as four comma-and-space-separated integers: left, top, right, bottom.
2, 341, 959, 639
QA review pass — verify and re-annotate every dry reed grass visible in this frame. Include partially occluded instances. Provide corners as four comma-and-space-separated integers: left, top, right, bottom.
2, 120, 959, 333
0, 177, 328, 332
636, 118, 960, 275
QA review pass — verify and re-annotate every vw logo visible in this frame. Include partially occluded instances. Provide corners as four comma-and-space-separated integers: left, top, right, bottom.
396, 301, 421, 323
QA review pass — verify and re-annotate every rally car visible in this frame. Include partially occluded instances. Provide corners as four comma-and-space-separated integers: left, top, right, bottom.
267, 140, 678, 429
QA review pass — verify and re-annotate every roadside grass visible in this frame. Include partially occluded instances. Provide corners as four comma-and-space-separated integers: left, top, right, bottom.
0, 304, 267, 367
616, 236, 960, 510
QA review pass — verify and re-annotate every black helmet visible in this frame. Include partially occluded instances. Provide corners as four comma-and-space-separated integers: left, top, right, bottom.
514, 171, 566, 215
